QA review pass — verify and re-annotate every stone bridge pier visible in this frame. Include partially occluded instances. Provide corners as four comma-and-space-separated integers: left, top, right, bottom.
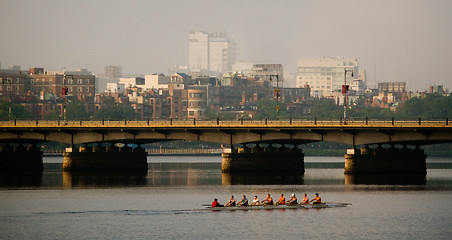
344, 144, 426, 175
63, 145, 148, 172
221, 144, 305, 173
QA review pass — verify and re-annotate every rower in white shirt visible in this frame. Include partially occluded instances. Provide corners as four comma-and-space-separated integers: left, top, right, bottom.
250, 195, 259, 206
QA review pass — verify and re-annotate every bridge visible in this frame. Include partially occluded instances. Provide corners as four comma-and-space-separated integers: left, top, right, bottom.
1, 119, 451, 174
1, 119, 450, 145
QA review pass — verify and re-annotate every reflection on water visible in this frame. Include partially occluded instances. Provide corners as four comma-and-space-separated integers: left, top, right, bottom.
62, 171, 147, 188
344, 174, 426, 185
0, 171, 43, 187
222, 173, 304, 185
147, 168, 221, 186
1, 161, 452, 189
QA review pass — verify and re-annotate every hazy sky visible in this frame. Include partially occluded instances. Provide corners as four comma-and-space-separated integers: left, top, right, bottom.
1, 0, 451, 91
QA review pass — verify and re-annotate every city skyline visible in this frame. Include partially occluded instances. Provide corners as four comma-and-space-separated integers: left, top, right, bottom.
1, 0, 451, 91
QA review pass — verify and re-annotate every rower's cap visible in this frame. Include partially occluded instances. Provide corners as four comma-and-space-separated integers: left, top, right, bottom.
292, 194, 295, 197
214, 198, 218, 201
315, 193, 319, 195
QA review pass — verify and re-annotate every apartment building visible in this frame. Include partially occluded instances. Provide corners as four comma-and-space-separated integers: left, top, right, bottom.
296, 57, 360, 97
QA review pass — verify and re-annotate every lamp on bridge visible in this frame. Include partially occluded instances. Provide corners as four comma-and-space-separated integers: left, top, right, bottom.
343, 68, 354, 124
270, 74, 280, 116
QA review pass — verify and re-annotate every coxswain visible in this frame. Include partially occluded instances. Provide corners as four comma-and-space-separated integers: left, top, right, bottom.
261, 194, 273, 205
300, 193, 309, 205
251, 196, 259, 206
288, 194, 298, 205
238, 195, 249, 206
309, 193, 322, 204
225, 195, 236, 207
275, 193, 286, 205
212, 198, 223, 207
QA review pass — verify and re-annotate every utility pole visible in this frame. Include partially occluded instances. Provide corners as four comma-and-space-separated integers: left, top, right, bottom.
270, 74, 280, 116
8, 79, 12, 121
342, 68, 354, 124
63, 73, 67, 124
61, 72, 72, 125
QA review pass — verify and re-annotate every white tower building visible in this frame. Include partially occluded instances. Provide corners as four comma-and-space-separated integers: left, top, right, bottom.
189, 31, 236, 75
189, 31, 210, 73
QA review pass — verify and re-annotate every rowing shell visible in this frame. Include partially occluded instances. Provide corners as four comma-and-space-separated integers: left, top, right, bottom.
208, 202, 350, 210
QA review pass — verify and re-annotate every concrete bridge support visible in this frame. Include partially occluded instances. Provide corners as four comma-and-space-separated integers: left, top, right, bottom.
344, 145, 426, 175
63, 146, 148, 172
221, 146, 305, 173
0, 145, 43, 171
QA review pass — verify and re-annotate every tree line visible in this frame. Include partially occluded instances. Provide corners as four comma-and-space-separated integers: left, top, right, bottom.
289, 94, 452, 120
1, 93, 451, 121
0, 98, 139, 121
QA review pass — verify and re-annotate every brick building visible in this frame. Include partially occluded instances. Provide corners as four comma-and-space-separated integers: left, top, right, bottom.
1, 68, 95, 119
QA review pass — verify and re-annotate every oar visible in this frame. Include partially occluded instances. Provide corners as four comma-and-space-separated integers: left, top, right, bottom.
324, 202, 352, 205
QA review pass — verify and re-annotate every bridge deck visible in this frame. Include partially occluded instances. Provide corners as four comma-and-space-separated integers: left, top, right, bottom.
1, 120, 451, 146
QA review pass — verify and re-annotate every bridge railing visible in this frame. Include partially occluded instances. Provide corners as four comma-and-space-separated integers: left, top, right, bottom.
0, 117, 449, 128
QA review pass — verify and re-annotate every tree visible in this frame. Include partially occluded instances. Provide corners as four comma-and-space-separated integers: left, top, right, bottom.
311, 100, 343, 119
254, 99, 289, 119
352, 95, 366, 108
66, 100, 89, 120
397, 94, 452, 119
0, 102, 33, 120
204, 108, 218, 120
93, 105, 139, 120
43, 110, 60, 120
92, 98, 140, 120
349, 106, 394, 120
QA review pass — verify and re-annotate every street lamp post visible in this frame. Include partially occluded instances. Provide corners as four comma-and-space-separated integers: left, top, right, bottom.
8, 101, 11, 121
343, 68, 354, 124
63, 74, 67, 124
8, 79, 12, 121
270, 74, 280, 116
61, 73, 73, 125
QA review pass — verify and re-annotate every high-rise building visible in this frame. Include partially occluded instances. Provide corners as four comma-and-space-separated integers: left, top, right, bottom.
189, 31, 210, 73
103, 66, 122, 83
252, 64, 284, 87
232, 62, 254, 75
97, 66, 122, 93
296, 57, 360, 96
378, 82, 406, 93
188, 31, 236, 75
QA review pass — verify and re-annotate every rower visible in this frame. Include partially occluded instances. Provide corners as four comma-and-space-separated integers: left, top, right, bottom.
225, 195, 236, 207
309, 193, 322, 204
300, 193, 309, 205
251, 196, 259, 206
288, 194, 297, 205
276, 193, 286, 205
211, 198, 223, 207
261, 194, 273, 205
238, 195, 249, 206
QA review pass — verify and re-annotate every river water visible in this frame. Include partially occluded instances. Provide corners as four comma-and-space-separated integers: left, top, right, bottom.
1, 156, 452, 239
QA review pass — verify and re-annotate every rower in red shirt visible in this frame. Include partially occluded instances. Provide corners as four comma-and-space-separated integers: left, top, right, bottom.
212, 198, 223, 207
300, 193, 309, 204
